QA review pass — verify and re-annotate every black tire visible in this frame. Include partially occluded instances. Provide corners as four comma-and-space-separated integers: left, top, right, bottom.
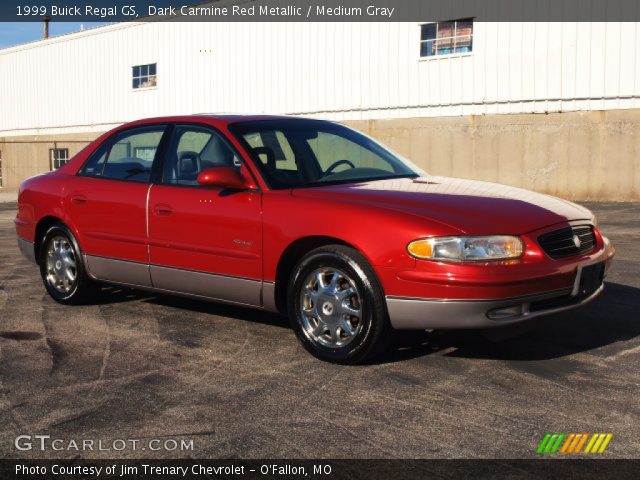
287, 245, 391, 364
38, 223, 99, 304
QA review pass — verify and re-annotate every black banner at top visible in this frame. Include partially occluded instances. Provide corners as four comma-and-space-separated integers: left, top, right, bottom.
1, 0, 640, 22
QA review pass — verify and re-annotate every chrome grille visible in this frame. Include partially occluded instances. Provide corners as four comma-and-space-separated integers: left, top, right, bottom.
538, 225, 596, 259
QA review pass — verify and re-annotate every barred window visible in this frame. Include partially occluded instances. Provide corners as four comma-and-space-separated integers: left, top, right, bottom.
132, 63, 157, 89
420, 19, 473, 57
50, 148, 69, 170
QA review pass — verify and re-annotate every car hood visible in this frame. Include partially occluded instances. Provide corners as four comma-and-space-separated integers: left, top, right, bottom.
291, 176, 593, 235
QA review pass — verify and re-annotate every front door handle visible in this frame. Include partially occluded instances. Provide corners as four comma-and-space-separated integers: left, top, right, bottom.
71, 194, 87, 205
153, 204, 174, 216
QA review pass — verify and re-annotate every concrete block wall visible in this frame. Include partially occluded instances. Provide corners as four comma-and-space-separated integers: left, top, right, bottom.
347, 109, 640, 201
0, 133, 96, 192
1, 109, 639, 201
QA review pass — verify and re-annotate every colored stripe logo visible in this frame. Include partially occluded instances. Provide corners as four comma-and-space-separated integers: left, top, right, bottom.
537, 433, 613, 454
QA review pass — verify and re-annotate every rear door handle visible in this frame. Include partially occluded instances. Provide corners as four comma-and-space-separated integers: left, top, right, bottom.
71, 195, 87, 205
153, 204, 174, 216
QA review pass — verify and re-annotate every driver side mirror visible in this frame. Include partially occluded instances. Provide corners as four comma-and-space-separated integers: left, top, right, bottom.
197, 167, 251, 190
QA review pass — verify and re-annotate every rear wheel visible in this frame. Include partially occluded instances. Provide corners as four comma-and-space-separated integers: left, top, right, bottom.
287, 245, 390, 364
39, 223, 99, 304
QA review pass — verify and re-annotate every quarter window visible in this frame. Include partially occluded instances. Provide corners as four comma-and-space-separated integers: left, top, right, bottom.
132, 63, 157, 89
50, 148, 69, 170
420, 19, 473, 57
80, 126, 166, 182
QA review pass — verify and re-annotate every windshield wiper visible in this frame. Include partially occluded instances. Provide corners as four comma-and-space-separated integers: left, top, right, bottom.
299, 174, 419, 188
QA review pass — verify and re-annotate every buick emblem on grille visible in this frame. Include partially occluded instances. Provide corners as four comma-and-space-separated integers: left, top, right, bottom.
572, 234, 582, 248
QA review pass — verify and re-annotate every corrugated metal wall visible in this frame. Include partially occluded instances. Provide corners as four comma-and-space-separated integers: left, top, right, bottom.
1, 21, 639, 135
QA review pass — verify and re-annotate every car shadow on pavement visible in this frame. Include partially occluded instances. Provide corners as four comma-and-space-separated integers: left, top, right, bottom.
374, 282, 640, 364
94, 285, 289, 329
92, 281, 638, 364
88, 286, 152, 305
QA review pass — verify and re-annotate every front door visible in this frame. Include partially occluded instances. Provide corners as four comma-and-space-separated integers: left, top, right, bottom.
65, 124, 168, 286
147, 124, 263, 306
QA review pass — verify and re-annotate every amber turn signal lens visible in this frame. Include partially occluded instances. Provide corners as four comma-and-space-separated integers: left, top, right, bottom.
407, 239, 433, 259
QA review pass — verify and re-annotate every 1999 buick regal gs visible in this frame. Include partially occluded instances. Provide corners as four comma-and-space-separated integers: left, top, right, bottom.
15, 116, 615, 363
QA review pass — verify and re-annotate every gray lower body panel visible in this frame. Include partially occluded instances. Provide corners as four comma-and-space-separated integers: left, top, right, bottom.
17, 238, 37, 264
85, 255, 152, 287
82, 254, 268, 310
261, 281, 278, 312
150, 265, 261, 307
386, 284, 604, 330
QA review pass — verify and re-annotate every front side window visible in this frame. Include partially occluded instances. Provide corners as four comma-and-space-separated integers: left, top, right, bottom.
162, 125, 242, 186
50, 148, 69, 170
80, 126, 166, 182
243, 130, 298, 172
420, 19, 473, 57
132, 63, 157, 89
229, 120, 420, 189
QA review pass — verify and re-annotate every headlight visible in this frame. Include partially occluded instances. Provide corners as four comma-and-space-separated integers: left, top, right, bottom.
407, 235, 524, 262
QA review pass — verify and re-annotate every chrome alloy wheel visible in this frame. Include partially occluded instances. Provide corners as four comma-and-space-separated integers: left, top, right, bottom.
299, 267, 363, 348
45, 235, 77, 294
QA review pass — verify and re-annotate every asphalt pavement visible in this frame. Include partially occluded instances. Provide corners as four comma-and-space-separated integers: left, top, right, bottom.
0, 202, 638, 459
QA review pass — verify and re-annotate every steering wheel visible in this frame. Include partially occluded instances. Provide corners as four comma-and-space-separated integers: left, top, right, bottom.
325, 159, 356, 175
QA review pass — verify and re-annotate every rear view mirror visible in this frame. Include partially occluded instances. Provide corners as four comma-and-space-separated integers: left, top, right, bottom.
197, 167, 251, 190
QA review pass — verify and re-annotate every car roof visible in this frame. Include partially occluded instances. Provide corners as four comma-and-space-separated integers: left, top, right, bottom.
118, 114, 321, 129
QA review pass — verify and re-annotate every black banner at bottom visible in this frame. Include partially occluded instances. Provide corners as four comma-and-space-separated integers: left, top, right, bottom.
2, 459, 640, 480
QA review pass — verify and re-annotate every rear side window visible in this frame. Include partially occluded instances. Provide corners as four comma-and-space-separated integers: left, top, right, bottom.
80, 125, 166, 182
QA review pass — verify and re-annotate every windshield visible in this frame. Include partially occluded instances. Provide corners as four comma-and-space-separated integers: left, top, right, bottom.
229, 119, 421, 189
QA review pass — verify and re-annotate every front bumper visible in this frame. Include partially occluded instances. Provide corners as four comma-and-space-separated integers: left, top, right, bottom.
386, 233, 614, 330
386, 283, 604, 329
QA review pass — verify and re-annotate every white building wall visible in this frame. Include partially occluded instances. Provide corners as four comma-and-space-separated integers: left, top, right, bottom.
1, 21, 639, 136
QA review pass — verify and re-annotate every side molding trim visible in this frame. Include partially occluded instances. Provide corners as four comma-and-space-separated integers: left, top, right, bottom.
82, 254, 265, 308
150, 265, 261, 307
84, 255, 152, 287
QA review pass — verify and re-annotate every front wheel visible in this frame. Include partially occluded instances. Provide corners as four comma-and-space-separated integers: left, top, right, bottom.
287, 245, 391, 364
39, 223, 99, 304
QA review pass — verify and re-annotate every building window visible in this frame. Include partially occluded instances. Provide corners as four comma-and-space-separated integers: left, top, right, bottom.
420, 19, 473, 57
132, 63, 157, 89
50, 148, 69, 170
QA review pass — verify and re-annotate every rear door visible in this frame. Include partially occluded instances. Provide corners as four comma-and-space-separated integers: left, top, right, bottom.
64, 124, 168, 286
147, 124, 263, 306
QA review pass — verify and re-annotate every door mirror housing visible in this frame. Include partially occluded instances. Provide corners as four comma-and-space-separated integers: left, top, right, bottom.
197, 167, 251, 190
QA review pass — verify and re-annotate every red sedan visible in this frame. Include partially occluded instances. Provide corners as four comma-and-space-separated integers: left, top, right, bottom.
15, 115, 615, 363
